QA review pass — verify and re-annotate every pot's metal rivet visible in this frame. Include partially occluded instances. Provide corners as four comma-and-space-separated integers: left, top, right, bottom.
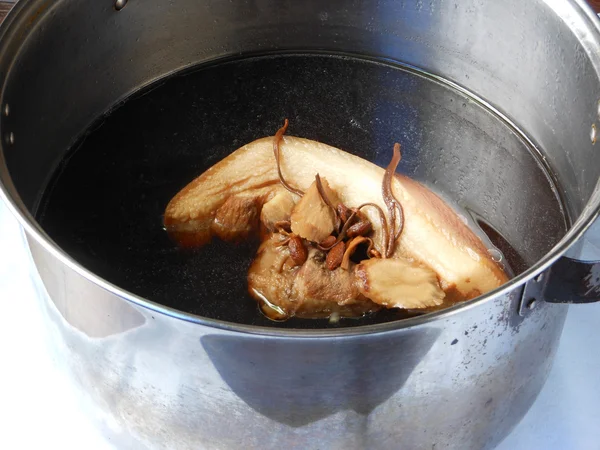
7, 132, 14, 145
527, 299, 537, 310
114, 0, 128, 11
591, 124, 597, 145
4, 104, 9, 117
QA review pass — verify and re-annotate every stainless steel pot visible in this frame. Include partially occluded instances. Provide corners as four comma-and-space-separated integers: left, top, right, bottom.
2, 0, 600, 448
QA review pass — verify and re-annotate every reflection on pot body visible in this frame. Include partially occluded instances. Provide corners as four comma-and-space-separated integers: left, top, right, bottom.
29, 239, 146, 338
31, 230, 566, 448
200, 332, 442, 427
1, 0, 600, 448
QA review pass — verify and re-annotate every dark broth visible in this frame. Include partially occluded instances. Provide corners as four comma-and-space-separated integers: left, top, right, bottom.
37, 53, 541, 328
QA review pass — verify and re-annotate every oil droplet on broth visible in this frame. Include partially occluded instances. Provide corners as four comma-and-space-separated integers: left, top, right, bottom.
486, 247, 514, 277
488, 248, 503, 263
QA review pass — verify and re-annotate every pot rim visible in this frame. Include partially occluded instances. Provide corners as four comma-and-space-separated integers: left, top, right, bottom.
1, 0, 600, 338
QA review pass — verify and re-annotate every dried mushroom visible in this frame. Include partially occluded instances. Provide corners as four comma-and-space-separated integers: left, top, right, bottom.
355, 258, 445, 309
290, 179, 339, 243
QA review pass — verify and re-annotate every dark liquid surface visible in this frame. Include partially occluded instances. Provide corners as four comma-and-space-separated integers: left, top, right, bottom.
37, 54, 544, 328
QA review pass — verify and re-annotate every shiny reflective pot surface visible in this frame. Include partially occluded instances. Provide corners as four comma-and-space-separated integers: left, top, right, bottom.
1, 0, 600, 448
29, 236, 567, 450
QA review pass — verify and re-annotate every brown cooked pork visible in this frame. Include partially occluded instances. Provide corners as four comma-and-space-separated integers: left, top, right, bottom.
164, 122, 508, 320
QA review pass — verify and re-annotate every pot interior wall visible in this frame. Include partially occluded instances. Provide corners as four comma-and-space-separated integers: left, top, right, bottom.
1, 0, 600, 301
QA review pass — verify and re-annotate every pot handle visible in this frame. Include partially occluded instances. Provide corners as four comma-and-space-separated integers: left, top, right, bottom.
518, 257, 600, 316
541, 257, 600, 304
520, 219, 600, 313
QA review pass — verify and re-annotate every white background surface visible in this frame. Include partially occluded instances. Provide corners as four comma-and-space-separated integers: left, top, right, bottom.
1, 198, 600, 449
